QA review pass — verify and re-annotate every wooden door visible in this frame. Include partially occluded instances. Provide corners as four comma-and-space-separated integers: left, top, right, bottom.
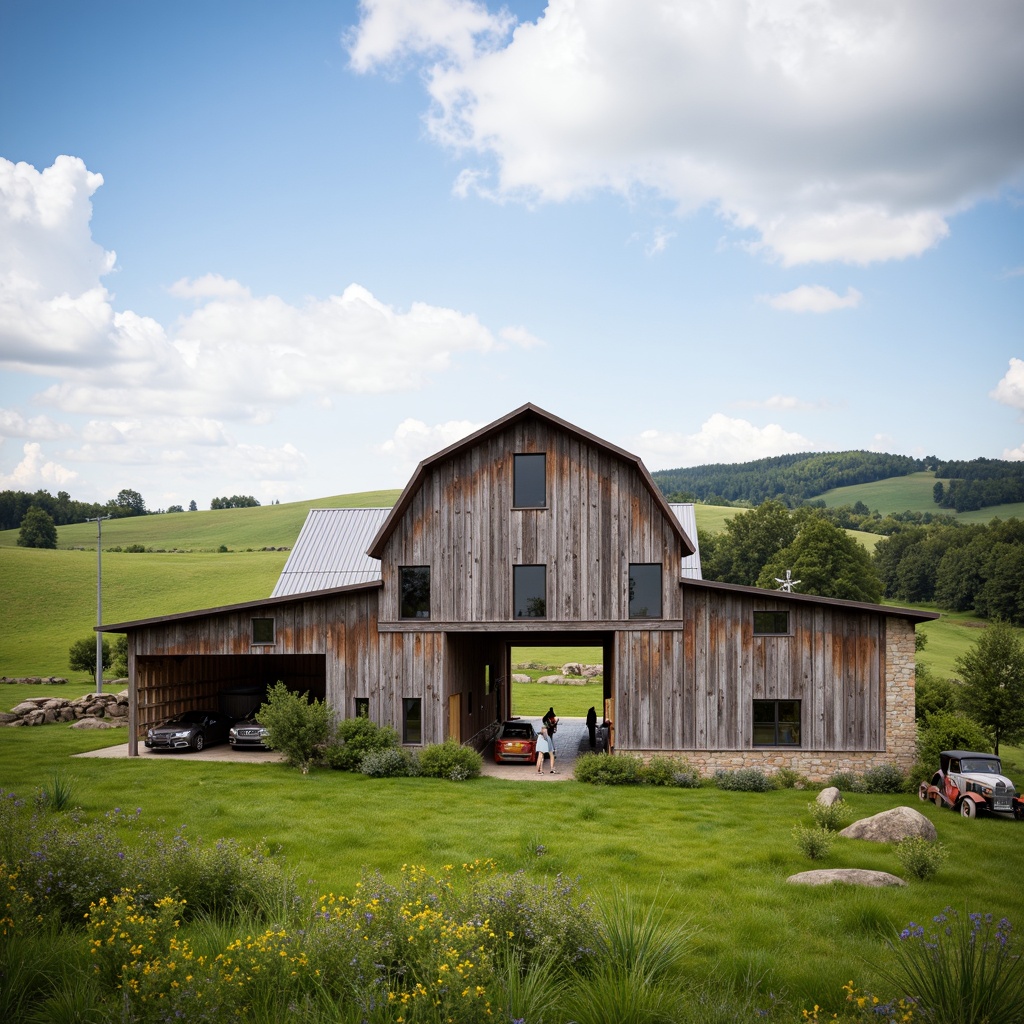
448, 693, 461, 743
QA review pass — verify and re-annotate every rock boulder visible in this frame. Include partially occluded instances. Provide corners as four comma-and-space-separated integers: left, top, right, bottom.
839, 805, 937, 843
788, 869, 906, 887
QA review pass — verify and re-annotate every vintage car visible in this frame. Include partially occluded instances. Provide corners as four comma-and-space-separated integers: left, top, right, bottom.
493, 720, 538, 764
145, 709, 234, 752
228, 707, 270, 750
919, 749, 1024, 819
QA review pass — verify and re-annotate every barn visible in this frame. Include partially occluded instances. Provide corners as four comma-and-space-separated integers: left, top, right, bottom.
100, 403, 935, 778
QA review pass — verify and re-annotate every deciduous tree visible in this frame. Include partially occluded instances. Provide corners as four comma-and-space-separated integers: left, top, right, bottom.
68, 635, 111, 676
954, 620, 1024, 754
17, 506, 57, 549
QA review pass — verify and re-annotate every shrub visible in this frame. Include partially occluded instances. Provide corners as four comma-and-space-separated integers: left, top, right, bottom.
914, 711, 992, 783
417, 740, 482, 780
772, 767, 807, 790
257, 681, 334, 769
574, 752, 645, 785
880, 909, 1024, 1024
324, 715, 399, 771
642, 755, 700, 787
808, 798, 852, 832
895, 837, 947, 881
359, 746, 416, 778
861, 763, 908, 794
793, 824, 834, 860
827, 771, 864, 793
713, 768, 773, 792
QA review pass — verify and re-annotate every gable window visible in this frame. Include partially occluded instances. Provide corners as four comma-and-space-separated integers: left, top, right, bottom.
400, 566, 431, 619
753, 699, 801, 746
403, 697, 422, 744
628, 563, 663, 618
513, 565, 547, 618
513, 453, 546, 508
251, 618, 275, 644
355, 697, 369, 718
753, 610, 789, 635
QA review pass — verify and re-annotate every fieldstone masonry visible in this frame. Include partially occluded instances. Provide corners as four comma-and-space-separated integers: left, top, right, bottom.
1, 688, 130, 727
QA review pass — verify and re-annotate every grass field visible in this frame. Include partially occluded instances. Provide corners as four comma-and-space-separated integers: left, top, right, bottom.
1, 723, 1022, 1017
819, 471, 1024, 523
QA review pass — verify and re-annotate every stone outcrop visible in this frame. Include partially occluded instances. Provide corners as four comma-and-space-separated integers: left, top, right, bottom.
1, 676, 68, 685
839, 805, 937, 843
817, 787, 843, 806
788, 869, 906, 887
2, 690, 130, 727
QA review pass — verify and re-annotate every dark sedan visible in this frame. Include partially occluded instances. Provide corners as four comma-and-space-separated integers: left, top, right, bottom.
493, 720, 538, 764
145, 710, 234, 752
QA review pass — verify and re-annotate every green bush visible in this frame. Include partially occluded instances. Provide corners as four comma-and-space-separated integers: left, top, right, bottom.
574, 752, 645, 785
641, 754, 701, 788
714, 767, 773, 792
793, 824, 834, 860
860, 763, 908, 794
417, 740, 483, 780
324, 715, 399, 771
914, 711, 992, 782
772, 767, 807, 790
894, 837, 947, 881
808, 798, 852, 832
359, 746, 416, 778
257, 681, 334, 769
827, 770, 864, 793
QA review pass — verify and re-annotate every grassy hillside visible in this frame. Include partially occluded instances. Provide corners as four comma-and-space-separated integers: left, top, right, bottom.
819, 471, 1024, 523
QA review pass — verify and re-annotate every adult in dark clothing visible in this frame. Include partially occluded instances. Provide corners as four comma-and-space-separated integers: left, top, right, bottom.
542, 707, 557, 751
586, 706, 598, 751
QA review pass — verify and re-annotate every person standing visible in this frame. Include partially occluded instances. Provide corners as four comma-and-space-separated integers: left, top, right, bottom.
536, 726, 556, 774
586, 705, 598, 751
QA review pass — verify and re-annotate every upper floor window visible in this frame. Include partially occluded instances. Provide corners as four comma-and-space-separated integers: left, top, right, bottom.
753, 699, 801, 746
753, 610, 789, 635
251, 618, 275, 644
514, 565, 547, 618
628, 564, 663, 618
400, 566, 431, 619
513, 453, 546, 508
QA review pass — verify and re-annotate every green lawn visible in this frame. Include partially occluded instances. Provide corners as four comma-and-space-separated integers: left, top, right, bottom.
1, 724, 1022, 1016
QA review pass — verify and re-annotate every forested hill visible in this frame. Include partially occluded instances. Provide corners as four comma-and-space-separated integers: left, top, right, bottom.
651, 451, 928, 505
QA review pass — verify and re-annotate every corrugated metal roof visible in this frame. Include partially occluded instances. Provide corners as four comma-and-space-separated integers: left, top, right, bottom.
271, 508, 388, 597
669, 503, 703, 579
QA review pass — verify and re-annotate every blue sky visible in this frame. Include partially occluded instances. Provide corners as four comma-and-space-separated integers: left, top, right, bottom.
1, 0, 1022, 510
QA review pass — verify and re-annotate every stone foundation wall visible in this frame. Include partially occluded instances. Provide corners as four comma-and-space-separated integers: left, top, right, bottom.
885, 617, 918, 775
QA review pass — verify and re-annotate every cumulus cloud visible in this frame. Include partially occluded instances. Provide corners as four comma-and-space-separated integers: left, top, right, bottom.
633, 413, 814, 468
0, 409, 72, 440
1002, 442, 1024, 462
763, 285, 863, 313
348, 0, 1024, 265
376, 417, 484, 475
0, 441, 78, 489
991, 357, 1024, 412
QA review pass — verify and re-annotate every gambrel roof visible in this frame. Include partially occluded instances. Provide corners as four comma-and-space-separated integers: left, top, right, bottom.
367, 402, 697, 559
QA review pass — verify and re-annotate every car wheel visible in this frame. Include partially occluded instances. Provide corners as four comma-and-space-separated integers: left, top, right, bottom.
933, 793, 944, 810
918, 783, 929, 802
193, 733, 204, 752
959, 799, 976, 819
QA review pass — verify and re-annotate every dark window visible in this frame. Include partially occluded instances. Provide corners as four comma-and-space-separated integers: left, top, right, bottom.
753, 700, 801, 745
403, 697, 422, 744
513, 565, 547, 618
400, 566, 431, 619
355, 697, 369, 718
513, 453, 546, 508
252, 618, 275, 644
753, 610, 789, 635
628, 563, 663, 618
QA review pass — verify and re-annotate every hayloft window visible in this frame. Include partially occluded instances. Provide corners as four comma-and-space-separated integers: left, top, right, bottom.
628, 563, 663, 618
753, 610, 789, 635
513, 565, 547, 618
513, 453, 546, 508
251, 618, 275, 644
403, 697, 422, 744
400, 566, 431, 619
753, 699, 801, 746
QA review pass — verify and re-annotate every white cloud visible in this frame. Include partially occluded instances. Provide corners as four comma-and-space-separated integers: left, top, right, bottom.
376, 417, 484, 475
499, 325, 544, 348
991, 357, 1024, 412
0, 441, 78, 489
734, 394, 826, 412
350, 0, 1024, 265
1002, 442, 1024, 462
764, 285, 863, 313
645, 227, 676, 257
0, 409, 72, 440
633, 413, 813, 468
168, 274, 252, 301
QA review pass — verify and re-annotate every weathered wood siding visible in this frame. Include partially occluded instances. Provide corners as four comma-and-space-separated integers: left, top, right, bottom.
379, 419, 687, 623
615, 589, 886, 752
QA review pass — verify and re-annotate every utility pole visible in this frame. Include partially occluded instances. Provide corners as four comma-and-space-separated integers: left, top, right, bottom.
85, 515, 112, 694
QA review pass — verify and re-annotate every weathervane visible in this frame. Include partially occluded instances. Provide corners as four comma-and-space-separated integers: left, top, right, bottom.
775, 569, 800, 593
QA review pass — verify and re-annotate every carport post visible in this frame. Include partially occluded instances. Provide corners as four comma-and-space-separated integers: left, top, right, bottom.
85, 515, 112, 695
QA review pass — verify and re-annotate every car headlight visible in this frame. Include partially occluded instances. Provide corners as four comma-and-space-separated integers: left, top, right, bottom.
171, 730, 191, 738
229, 727, 237, 738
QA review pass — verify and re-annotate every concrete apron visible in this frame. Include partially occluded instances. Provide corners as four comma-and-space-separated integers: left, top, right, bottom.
75, 716, 594, 781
